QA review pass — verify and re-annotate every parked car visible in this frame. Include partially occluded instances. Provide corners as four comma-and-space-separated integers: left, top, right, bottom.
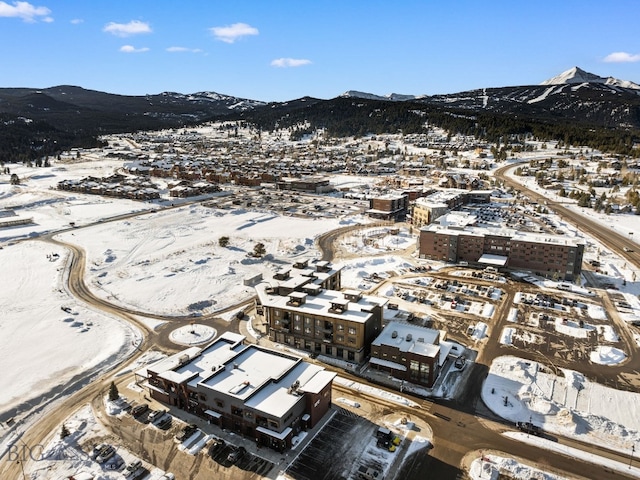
96, 444, 116, 464
155, 414, 172, 429
131, 403, 149, 417
175, 423, 198, 442
209, 437, 225, 456
515, 421, 542, 436
227, 446, 246, 464
104, 456, 124, 470
148, 409, 164, 422
123, 459, 142, 478
358, 465, 382, 480
90, 443, 107, 460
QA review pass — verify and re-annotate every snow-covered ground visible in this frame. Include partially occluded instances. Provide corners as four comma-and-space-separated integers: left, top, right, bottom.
0, 241, 139, 418
56, 204, 350, 316
4, 145, 640, 479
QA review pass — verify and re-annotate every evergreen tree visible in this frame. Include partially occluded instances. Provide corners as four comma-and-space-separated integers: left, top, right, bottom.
253, 242, 266, 257
108, 381, 119, 402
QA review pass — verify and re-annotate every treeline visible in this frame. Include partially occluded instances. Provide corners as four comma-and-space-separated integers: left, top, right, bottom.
0, 111, 216, 164
0, 114, 105, 163
237, 97, 640, 157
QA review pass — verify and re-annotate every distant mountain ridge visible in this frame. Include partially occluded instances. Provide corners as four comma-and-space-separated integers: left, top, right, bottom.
1, 67, 639, 162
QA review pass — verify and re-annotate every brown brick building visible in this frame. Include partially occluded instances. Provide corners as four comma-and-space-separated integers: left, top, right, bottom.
419, 224, 584, 281
367, 194, 409, 221
256, 262, 387, 364
141, 332, 335, 451
370, 322, 448, 387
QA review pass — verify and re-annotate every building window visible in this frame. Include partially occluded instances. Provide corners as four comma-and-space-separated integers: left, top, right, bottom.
348, 337, 356, 344
336, 324, 344, 331
231, 406, 243, 416
336, 334, 344, 342
216, 400, 224, 408
348, 327, 356, 335
326, 346, 332, 356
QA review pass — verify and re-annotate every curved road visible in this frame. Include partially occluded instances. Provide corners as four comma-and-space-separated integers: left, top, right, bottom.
3, 195, 638, 479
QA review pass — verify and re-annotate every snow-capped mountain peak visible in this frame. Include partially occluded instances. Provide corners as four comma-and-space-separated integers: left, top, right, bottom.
541, 66, 640, 89
340, 90, 424, 101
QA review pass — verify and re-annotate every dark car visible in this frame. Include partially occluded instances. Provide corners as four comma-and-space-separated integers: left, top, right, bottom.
175, 423, 198, 442
96, 444, 116, 464
227, 446, 246, 464
209, 437, 225, 456
155, 414, 172, 430
131, 403, 149, 417
515, 421, 542, 436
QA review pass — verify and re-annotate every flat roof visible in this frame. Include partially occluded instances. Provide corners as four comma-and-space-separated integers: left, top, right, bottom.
256, 284, 387, 323
149, 333, 335, 419
245, 362, 333, 418
198, 346, 299, 400
373, 321, 441, 358
478, 254, 508, 266
420, 222, 584, 247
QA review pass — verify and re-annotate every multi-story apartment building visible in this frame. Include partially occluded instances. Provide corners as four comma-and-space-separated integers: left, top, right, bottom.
276, 176, 333, 193
142, 332, 335, 452
410, 189, 492, 228
256, 261, 387, 364
370, 322, 447, 387
419, 223, 585, 281
367, 194, 409, 221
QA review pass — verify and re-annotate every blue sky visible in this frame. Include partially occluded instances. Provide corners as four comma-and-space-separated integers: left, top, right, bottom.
1, 0, 639, 102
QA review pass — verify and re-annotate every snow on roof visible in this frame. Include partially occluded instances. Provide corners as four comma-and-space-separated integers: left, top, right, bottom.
256, 283, 386, 323
299, 369, 337, 394
143, 346, 202, 379
198, 346, 299, 400
421, 221, 584, 247
244, 361, 332, 417
478, 254, 508, 266
146, 332, 244, 384
415, 189, 469, 207
256, 425, 292, 440
370, 356, 407, 371
373, 321, 441, 357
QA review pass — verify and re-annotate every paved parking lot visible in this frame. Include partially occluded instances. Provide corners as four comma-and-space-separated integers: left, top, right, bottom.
285, 409, 382, 480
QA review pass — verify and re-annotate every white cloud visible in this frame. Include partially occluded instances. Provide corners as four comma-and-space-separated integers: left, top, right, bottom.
70, 18, 83, 24
0, 1, 51, 22
166, 46, 203, 53
103, 20, 151, 37
271, 58, 312, 68
209, 22, 258, 43
119, 45, 149, 53
603, 51, 640, 63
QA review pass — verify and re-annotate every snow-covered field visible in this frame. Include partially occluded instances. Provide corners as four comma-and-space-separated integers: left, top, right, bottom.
0, 241, 138, 417
4, 145, 640, 479
57, 205, 349, 316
